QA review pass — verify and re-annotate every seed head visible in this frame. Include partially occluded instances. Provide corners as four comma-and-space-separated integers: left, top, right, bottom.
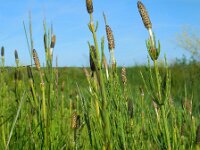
71, 112, 80, 129
1, 46, 4, 57
86, 0, 93, 14
27, 66, 33, 79
44, 33, 47, 51
196, 125, 200, 144
90, 45, 97, 72
121, 67, 127, 85
14, 69, 22, 81
181, 122, 186, 137
14, 49, 19, 60
182, 99, 192, 115
128, 99, 134, 119
106, 25, 115, 50
137, 1, 152, 30
32, 49, 40, 71
50, 34, 56, 49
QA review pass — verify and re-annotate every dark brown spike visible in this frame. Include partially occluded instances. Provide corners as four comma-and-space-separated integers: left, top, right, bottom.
14, 69, 22, 81
106, 25, 115, 50
86, 0, 93, 14
128, 99, 134, 119
50, 34, 56, 48
27, 66, 33, 79
137, 1, 152, 30
90, 45, 97, 72
44, 33, 47, 51
14, 49, 19, 60
1, 46, 4, 57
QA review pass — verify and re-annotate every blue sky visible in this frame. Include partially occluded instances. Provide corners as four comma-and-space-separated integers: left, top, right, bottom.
0, 0, 200, 66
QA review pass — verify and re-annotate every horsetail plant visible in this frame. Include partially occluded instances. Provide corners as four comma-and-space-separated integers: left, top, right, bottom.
32, 48, 48, 147
138, 1, 171, 149
86, 0, 112, 148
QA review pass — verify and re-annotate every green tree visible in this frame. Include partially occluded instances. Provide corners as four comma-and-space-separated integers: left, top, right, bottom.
177, 26, 200, 59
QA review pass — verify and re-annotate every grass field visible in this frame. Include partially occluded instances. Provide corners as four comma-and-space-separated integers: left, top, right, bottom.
0, 0, 200, 149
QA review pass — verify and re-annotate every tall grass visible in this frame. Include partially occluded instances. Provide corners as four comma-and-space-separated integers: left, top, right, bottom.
0, 0, 199, 149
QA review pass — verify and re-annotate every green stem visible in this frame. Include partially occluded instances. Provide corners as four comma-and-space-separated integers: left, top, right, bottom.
154, 60, 171, 150
154, 60, 162, 102
89, 14, 111, 149
161, 106, 171, 150
39, 71, 48, 148
1, 117, 6, 149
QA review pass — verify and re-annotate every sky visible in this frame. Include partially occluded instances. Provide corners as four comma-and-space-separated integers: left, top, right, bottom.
0, 0, 200, 66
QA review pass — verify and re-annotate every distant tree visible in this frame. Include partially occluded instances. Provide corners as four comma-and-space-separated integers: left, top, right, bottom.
176, 26, 200, 60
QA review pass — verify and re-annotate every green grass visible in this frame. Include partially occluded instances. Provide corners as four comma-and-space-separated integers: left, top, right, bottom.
0, 64, 199, 149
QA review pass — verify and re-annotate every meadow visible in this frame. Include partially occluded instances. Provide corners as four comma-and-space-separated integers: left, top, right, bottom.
0, 0, 200, 149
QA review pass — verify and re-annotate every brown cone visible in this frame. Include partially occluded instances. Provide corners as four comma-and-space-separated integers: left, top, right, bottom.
106, 25, 115, 50
137, 1, 152, 30
86, 0, 93, 14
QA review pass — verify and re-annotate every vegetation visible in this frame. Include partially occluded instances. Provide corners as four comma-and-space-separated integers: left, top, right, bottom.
0, 0, 199, 149
177, 26, 200, 60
